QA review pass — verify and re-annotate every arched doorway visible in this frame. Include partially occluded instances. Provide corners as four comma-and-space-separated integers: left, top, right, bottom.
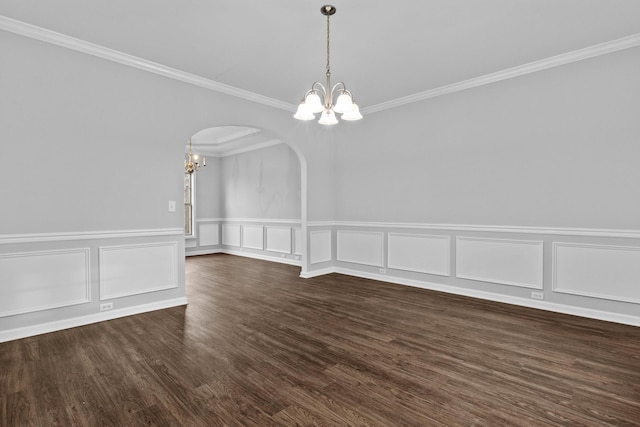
182, 125, 308, 274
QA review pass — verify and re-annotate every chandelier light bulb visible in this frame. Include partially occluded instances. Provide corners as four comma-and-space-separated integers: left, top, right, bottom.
318, 109, 338, 125
305, 92, 324, 114
333, 92, 352, 114
185, 138, 206, 174
294, 102, 315, 120
341, 102, 363, 121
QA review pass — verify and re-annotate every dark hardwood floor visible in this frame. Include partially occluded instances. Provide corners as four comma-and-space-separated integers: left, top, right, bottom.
2, 253, 640, 426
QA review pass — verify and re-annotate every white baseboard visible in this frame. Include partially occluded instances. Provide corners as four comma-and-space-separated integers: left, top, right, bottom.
318, 267, 640, 327
0, 297, 188, 343
186, 248, 302, 266
221, 249, 302, 266
185, 248, 223, 257
300, 267, 337, 278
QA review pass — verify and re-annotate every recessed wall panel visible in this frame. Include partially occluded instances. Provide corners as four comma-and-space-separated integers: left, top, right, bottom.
294, 228, 303, 256
222, 224, 241, 247
388, 233, 450, 276
554, 242, 640, 303
456, 237, 543, 289
99, 242, 177, 300
0, 249, 90, 317
337, 230, 384, 267
242, 225, 264, 250
310, 230, 332, 264
266, 227, 291, 254
199, 223, 219, 246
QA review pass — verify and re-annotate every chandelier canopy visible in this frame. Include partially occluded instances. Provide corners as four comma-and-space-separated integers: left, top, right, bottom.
294, 5, 362, 125
185, 138, 205, 174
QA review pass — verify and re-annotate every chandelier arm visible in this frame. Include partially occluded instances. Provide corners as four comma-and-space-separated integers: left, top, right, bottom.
330, 82, 348, 96
310, 82, 327, 95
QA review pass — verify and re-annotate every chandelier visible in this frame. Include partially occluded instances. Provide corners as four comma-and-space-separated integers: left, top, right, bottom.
185, 138, 206, 174
294, 5, 362, 125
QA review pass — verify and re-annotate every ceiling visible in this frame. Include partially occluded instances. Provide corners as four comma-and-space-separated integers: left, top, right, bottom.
2, 1, 640, 150
189, 126, 283, 157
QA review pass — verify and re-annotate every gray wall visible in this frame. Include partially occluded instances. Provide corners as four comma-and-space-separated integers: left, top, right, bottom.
221, 143, 301, 220
334, 47, 640, 229
194, 156, 221, 220
0, 32, 334, 236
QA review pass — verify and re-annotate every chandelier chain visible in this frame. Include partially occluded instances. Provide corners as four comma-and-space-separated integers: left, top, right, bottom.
326, 13, 331, 78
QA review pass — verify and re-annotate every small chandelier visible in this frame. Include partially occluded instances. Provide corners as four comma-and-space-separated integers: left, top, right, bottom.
185, 138, 206, 174
294, 5, 362, 125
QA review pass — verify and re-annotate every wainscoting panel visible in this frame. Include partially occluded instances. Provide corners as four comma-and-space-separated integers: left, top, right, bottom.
294, 228, 303, 256
337, 230, 384, 267
199, 223, 219, 246
99, 242, 178, 300
0, 249, 90, 317
387, 233, 450, 276
553, 242, 640, 303
222, 224, 241, 247
310, 230, 332, 264
242, 225, 264, 250
266, 227, 292, 254
456, 237, 543, 289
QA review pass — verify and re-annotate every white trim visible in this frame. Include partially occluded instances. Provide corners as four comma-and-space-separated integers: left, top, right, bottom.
0, 248, 91, 317
455, 237, 544, 289
3, 17, 639, 117
99, 242, 178, 300
197, 218, 302, 224
362, 33, 640, 115
331, 268, 640, 327
294, 228, 303, 256
308, 221, 334, 228
0, 16, 294, 112
387, 233, 451, 277
185, 248, 301, 266
0, 297, 188, 343
222, 249, 301, 267
198, 222, 220, 247
222, 218, 301, 224
332, 221, 640, 239
336, 230, 385, 267
310, 230, 333, 264
3, 16, 638, 117
265, 226, 293, 254
552, 242, 640, 304
219, 140, 285, 157
185, 248, 223, 257
0, 228, 185, 244
241, 225, 265, 250
221, 224, 241, 247
300, 267, 336, 279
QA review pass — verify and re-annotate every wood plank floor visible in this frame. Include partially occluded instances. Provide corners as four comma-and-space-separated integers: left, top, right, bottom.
2, 253, 640, 426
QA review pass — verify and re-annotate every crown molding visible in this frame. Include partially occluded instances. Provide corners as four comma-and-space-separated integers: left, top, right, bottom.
362, 33, 640, 115
0, 15, 296, 112
3, 15, 639, 116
